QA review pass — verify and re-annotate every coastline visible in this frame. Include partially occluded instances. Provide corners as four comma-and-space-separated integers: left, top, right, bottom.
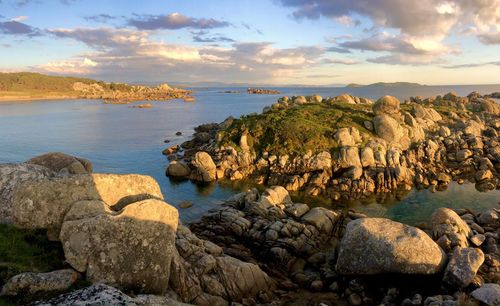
0, 94, 79, 103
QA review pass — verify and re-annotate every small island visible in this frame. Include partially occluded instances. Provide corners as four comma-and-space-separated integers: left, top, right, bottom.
0, 72, 193, 103
247, 87, 281, 94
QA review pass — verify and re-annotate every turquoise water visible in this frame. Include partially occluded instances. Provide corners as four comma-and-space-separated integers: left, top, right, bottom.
1, 85, 499, 223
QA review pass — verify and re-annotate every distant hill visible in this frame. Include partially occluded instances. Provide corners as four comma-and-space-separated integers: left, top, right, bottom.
346, 82, 424, 88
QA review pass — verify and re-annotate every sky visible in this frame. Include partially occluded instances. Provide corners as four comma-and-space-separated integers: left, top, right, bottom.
0, 0, 499, 85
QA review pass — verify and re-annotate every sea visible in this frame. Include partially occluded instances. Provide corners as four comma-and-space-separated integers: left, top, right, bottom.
1, 84, 499, 224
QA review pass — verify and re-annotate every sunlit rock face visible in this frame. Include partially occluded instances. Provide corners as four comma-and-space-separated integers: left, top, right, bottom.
336, 218, 447, 275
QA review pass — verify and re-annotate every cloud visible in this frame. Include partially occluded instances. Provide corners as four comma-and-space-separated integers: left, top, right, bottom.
127, 12, 230, 30
0, 20, 41, 36
84, 14, 116, 23
442, 61, 500, 69
11, 16, 28, 22
321, 58, 359, 65
191, 30, 235, 43
326, 46, 351, 54
37, 27, 327, 83
278, 0, 500, 49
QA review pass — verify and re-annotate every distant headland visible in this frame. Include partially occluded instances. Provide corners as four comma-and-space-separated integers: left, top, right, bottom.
0, 72, 192, 103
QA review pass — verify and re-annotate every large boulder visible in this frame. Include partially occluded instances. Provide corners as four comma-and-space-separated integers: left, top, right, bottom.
443, 247, 484, 288
11, 174, 164, 232
166, 161, 191, 178
0, 163, 54, 223
190, 152, 216, 182
336, 218, 446, 275
373, 114, 404, 142
27, 152, 93, 174
373, 96, 400, 116
60, 199, 179, 294
0, 269, 79, 297
431, 208, 471, 251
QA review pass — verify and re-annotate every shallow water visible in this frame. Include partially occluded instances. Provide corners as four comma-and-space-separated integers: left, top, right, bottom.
1, 85, 499, 223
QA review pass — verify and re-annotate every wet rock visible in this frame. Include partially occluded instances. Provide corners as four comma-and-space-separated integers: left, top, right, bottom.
471, 283, 500, 306
0, 269, 79, 297
60, 199, 179, 294
166, 161, 191, 178
0, 163, 54, 223
443, 247, 484, 288
27, 152, 93, 174
336, 218, 446, 275
190, 151, 216, 182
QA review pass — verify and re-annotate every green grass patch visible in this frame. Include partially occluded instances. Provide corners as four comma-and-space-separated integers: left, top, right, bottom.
0, 224, 65, 285
218, 102, 375, 155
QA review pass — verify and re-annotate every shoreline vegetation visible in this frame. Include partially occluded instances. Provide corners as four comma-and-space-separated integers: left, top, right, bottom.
0, 72, 192, 103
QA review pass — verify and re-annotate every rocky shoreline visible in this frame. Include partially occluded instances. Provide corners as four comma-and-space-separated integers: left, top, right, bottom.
165, 91, 500, 202
0, 152, 499, 305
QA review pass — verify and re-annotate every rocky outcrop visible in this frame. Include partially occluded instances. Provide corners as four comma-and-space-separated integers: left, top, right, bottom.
336, 218, 447, 275
0, 163, 54, 223
247, 88, 280, 94
27, 152, 93, 175
171, 91, 500, 201
0, 269, 79, 297
167, 161, 191, 177
60, 199, 178, 294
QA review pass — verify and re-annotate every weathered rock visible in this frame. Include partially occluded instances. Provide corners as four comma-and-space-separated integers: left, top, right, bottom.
32, 283, 137, 306
259, 186, 292, 207
431, 208, 471, 250
285, 203, 310, 218
12, 173, 164, 231
60, 199, 178, 294
477, 209, 499, 226
360, 147, 375, 167
333, 94, 356, 104
443, 247, 484, 288
0, 269, 79, 297
471, 283, 500, 306
215, 256, 275, 301
336, 218, 446, 275
167, 161, 191, 178
0, 163, 54, 223
456, 149, 473, 162
191, 152, 216, 182
339, 146, 361, 168
373, 96, 400, 116
301, 207, 339, 234
373, 114, 404, 143
27, 152, 93, 174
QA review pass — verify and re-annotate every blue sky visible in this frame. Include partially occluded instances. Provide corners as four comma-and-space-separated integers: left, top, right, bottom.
0, 0, 499, 85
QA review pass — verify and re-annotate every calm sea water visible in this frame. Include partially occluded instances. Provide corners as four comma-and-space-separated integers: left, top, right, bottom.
1, 85, 499, 224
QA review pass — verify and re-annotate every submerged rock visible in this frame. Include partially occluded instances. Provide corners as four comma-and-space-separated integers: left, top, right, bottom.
336, 218, 446, 275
